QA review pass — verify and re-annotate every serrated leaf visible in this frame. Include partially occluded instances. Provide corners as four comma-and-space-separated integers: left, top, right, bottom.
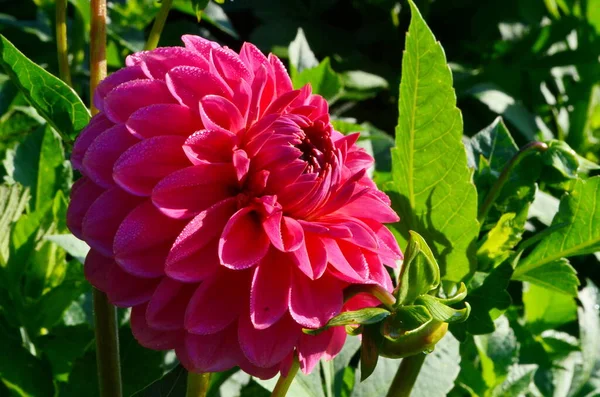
515, 258, 579, 296
0, 35, 90, 142
474, 316, 518, 388
568, 281, 600, 396
396, 230, 441, 305
289, 28, 318, 74
514, 177, 600, 279
451, 261, 512, 338
491, 364, 538, 397
293, 57, 343, 102
303, 308, 390, 335
388, 1, 479, 282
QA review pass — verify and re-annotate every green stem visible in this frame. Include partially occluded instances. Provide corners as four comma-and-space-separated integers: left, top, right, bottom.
186, 372, 211, 397
55, 0, 72, 86
477, 141, 549, 224
90, 0, 106, 115
271, 358, 300, 397
144, 0, 174, 51
385, 353, 426, 397
93, 289, 122, 397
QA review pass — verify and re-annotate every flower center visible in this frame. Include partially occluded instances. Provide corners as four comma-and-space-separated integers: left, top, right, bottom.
297, 121, 334, 175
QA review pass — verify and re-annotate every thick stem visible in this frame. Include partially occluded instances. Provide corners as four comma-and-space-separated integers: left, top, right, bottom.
93, 289, 122, 397
271, 358, 300, 397
90, 0, 106, 115
55, 0, 72, 86
477, 141, 549, 223
144, 0, 174, 51
186, 372, 211, 397
385, 353, 426, 397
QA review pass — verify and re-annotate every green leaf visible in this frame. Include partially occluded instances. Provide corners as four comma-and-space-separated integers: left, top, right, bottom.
0, 183, 28, 265
0, 333, 55, 396
0, 35, 90, 142
476, 213, 521, 271
132, 365, 188, 397
288, 28, 318, 74
451, 261, 513, 338
543, 140, 581, 179
303, 308, 390, 335
568, 281, 600, 396
396, 230, 441, 305
411, 334, 461, 397
45, 234, 89, 264
388, 0, 479, 282
490, 364, 538, 397
26, 280, 88, 331
3, 125, 69, 211
292, 58, 343, 102
474, 316, 518, 388
514, 258, 579, 296
514, 177, 600, 279
190, 0, 210, 21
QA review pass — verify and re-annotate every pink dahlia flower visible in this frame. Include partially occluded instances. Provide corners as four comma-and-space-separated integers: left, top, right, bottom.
68, 35, 402, 378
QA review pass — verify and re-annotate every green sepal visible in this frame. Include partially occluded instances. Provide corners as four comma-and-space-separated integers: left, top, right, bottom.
360, 324, 384, 381
381, 305, 433, 341
379, 321, 449, 359
302, 307, 391, 336
436, 282, 468, 305
415, 295, 471, 323
395, 231, 441, 306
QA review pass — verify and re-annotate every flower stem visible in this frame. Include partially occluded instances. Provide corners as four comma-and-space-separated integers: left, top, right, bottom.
477, 141, 549, 224
55, 0, 72, 86
93, 288, 122, 397
186, 372, 211, 397
271, 358, 300, 397
385, 353, 426, 397
90, 0, 107, 115
144, 0, 174, 51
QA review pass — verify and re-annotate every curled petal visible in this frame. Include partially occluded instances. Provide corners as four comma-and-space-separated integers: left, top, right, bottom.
104, 79, 176, 124
66, 177, 104, 239
183, 129, 236, 165
166, 66, 231, 108
71, 113, 114, 170
289, 271, 343, 329
131, 304, 184, 350
126, 104, 202, 139
219, 207, 270, 270
93, 65, 146, 112
199, 95, 245, 133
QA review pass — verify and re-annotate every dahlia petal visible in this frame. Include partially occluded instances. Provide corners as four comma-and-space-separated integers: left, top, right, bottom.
343, 292, 381, 312
199, 95, 244, 133
324, 326, 347, 360
107, 259, 160, 307
184, 269, 250, 335
290, 232, 327, 280
71, 113, 114, 170
93, 65, 146, 112
152, 163, 237, 219
268, 53, 293, 96
297, 328, 336, 374
183, 129, 235, 165
181, 35, 220, 59
248, 65, 275, 124
66, 177, 104, 239
238, 313, 300, 368
146, 278, 196, 331
238, 358, 280, 380
212, 46, 252, 86
113, 201, 186, 277
126, 104, 202, 139
137, 47, 210, 79
82, 124, 139, 188
233, 149, 250, 183
166, 66, 231, 108
181, 324, 241, 372
364, 251, 393, 290
104, 79, 176, 124
250, 249, 292, 330
321, 238, 368, 283
334, 190, 399, 224
166, 198, 236, 282
84, 249, 113, 293
81, 187, 143, 257
219, 207, 270, 270
263, 89, 301, 115
239, 42, 269, 75
289, 271, 343, 329
131, 304, 183, 350
263, 213, 304, 252
232, 79, 252, 121
113, 135, 189, 196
